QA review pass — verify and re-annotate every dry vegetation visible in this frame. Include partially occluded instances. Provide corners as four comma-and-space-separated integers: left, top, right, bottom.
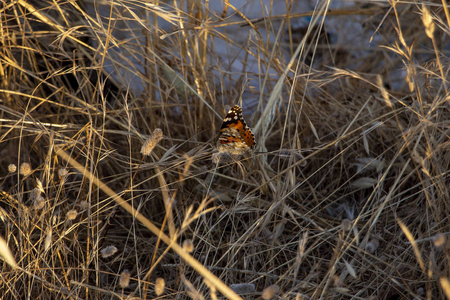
0, 0, 449, 299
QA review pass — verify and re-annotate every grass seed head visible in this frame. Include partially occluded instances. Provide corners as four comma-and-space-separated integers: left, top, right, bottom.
365, 238, 380, 254
342, 219, 352, 232
262, 284, 280, 299
66, 209, 78, 221
433, 233, 445, 248
30, 188, 41, 202
33, 196, 45, 210
101, 245, 118, 258
141, 128, 163, 156
119, 269, 131, 288
8, 164, 16, 173
79, 201, 88, 209
182, 239, 194, 253
58, 168, 69, 178
155, 277, 165, 296
19, 163, 32, 176
422, 5, 435, 39
230, 283, 255, 295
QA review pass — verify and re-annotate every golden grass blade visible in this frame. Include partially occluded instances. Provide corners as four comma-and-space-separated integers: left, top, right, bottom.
0, 236, 17, 269
397, 219, 426, 273
440, 277, 450, 300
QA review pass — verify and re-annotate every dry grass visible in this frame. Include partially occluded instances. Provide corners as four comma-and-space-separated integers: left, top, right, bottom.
0, 0, 449, 299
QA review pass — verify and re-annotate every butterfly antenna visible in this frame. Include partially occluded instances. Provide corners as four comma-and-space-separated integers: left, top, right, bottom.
238, 77, 250, 105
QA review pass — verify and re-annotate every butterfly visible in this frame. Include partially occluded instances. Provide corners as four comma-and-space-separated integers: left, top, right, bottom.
217, 105, 255, 154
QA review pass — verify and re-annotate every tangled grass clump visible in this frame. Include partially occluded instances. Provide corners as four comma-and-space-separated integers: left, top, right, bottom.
0, 1, 449, 299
